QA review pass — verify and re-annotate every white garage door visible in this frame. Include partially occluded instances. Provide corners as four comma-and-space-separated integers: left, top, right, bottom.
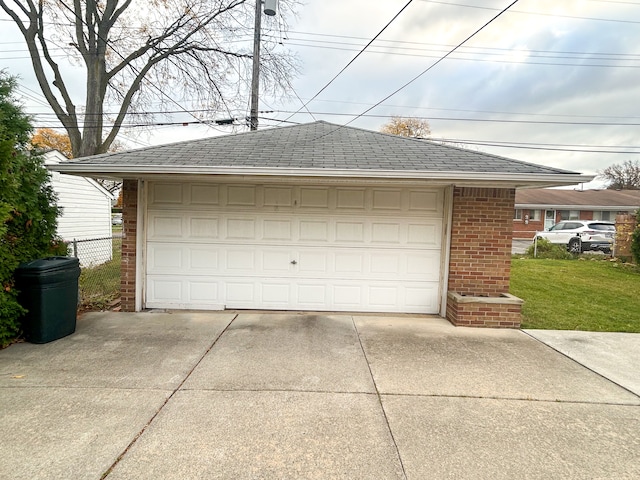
145, 182, 445, 313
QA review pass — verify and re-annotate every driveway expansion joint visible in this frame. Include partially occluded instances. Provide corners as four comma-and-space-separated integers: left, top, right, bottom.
523, 330, 640, 401
100, 313, 238, 479
379, 392, 640, 407
351, 315, 409, 480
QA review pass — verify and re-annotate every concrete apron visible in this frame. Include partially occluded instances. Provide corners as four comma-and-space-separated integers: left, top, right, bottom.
0, 312, 638, 480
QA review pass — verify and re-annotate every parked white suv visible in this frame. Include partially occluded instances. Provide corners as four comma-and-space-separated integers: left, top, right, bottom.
534, 220, 615, 254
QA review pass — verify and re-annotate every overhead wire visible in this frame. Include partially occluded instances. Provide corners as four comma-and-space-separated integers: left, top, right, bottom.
420, 0, 640, 24
41, 0, 233, 136
307, 0, 523, 140
279, 0, 416, 125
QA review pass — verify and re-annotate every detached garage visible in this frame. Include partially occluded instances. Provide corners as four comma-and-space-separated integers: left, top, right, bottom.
53, 121, 591, 327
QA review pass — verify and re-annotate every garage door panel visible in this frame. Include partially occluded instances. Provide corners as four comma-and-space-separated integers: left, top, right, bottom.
262, 250, 294, 273
261, 283, 291, 304
227, 185, 256, 206
226, 250, 256, 271
372, 189, 402, 210
264, 186, 293, 207
333, 285, 363, 307
371, 223, 401, 244
145, 183, 445, 313
297, 283, 328, 307
299, 187, 329, 208
148, 245, 183, 270
298, 251, 328, 273
335, 222, 365, 242
190, 184, 219, 205
406, 253, 440, 276
189, 248, 219, 270
190, 217, 219, 238
226, 218, 256, 239
190, 281, 219, 302
370, 254, 400, 275
299, 220, 329, 241
336, 189, 366, 209
226, 282, 255, 302
262, 219, 293, 240
334, 253, 363, 274
149, 216, 183, 239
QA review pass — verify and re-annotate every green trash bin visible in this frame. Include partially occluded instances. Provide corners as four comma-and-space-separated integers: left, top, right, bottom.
15, 256, 81, 344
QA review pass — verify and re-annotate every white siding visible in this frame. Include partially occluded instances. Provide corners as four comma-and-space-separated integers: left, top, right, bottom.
46, 152, 114, 266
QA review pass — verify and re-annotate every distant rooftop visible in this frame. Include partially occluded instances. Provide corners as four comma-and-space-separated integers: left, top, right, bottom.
516, 188, 640, 208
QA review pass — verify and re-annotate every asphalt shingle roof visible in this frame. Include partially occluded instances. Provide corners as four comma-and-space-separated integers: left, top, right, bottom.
69, 121, 578, 176
516, 188, 640, 207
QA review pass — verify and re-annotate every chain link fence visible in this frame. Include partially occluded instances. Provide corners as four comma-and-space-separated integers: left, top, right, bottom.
65, 235, 122, 309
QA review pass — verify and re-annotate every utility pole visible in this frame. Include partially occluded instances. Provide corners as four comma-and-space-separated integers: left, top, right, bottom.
250, 0, 277, 131
249, 0, 262, 131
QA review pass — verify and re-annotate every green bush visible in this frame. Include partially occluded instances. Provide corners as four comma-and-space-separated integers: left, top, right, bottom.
632, 209, 640, 265
0, 72, 64, 347
524, 237, 575, 260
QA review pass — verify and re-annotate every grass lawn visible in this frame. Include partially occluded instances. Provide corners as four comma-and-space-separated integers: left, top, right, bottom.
510, 257, 640, 332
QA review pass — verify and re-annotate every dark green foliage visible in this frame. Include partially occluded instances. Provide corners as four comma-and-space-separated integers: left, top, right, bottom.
0, 71, 65, 347
524, 237, 575, 260
632, 209, 640, 265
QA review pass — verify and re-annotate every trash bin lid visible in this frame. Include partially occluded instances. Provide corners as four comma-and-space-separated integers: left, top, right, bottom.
16, 256, 80, 274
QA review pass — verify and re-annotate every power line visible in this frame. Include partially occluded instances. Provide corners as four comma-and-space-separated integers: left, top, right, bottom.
282, 42, 640, 69
318, 0, 523, 134
437, 139, 640, 154
278, 31, 640, 59
28, 109, 640, 127
279, 0, 416, 125
273, 110, 640, 126
33, 0, 228, 139
420, 0, 640, 24
24, 100, 640, 122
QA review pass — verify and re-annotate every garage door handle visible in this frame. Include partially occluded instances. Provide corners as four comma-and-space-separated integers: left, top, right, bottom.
290, 260, 297, 265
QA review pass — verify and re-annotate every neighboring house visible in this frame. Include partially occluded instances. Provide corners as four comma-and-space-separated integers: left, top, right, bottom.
514, 188, 640, 239
52, 121, 591, 327
45, 150, 116, 266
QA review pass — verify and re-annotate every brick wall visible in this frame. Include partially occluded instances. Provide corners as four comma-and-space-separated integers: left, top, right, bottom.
512, 214, 544, 240
121, 180, 138, 312
447, 187, 521, 327
448, 187, 514, 296
446, 293, 522, 328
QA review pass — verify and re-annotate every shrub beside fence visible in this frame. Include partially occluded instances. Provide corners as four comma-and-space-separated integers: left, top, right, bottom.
66, 235, 122, 309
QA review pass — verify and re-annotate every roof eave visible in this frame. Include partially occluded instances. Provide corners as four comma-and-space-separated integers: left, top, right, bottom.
49, 164, 593, 188
517, 203, 639, 210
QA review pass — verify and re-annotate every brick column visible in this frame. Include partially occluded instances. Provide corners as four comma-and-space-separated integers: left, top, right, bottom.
446, 187, 522, 328
614, 214, 637, 261
121, 180, 138, 311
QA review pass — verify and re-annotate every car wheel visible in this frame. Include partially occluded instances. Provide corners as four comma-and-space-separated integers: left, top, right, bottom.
568, 238, 582, 254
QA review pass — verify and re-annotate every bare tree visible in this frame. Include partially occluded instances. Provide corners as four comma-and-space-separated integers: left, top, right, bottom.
380, 116, 431, 138
599, 160, 640, 190
1, 0, 299, 157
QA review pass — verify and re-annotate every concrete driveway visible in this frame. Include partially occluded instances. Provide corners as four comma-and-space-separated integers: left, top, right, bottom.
1, 311, 638, 479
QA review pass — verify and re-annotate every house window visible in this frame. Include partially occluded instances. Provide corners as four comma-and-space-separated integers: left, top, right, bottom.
559, 210, 580, 220
530, 209, 541, 221
514, 209, 523, 220
593, 211, 615, 221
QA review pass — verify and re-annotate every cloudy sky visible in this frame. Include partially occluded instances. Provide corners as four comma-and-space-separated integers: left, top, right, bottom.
2, 0, 640, 188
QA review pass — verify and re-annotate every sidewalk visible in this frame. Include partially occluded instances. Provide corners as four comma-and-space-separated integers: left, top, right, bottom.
1, 311, 638, 479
